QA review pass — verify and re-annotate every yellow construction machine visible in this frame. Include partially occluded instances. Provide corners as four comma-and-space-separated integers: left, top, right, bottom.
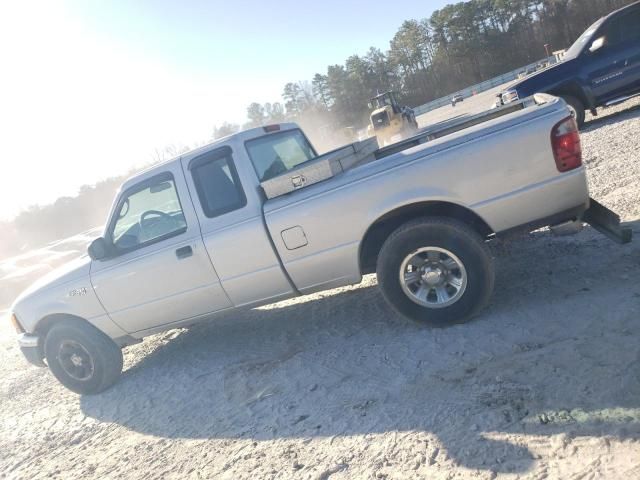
367, 91, 418, 146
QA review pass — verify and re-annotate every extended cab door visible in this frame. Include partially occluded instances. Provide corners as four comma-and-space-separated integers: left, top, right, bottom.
90, 164, 232, 334
612, 8, 640, 95
587, 8, 640, 102
181, 144, 295, 307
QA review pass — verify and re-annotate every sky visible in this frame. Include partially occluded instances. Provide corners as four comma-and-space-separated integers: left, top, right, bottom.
0, 0, 451, 220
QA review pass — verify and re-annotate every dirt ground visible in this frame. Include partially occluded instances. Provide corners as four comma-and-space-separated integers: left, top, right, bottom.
416, 84, 508, 129
1, 98, 640, 480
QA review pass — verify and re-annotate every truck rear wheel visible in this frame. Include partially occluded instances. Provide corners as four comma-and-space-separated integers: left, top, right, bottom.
560, 95, 585, 129
376, 217, 494, 326
44, 319, 123, 395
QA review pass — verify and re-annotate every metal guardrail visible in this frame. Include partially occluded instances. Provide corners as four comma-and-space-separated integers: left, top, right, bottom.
413, 56, 556, 116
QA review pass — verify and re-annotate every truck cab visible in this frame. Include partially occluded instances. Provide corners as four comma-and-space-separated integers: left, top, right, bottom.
88, 124, 319, 334
12, 124, 319, 393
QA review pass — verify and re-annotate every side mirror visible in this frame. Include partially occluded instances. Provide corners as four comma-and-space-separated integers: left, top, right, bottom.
589, 36, 606, 53
88, 237, 110, 261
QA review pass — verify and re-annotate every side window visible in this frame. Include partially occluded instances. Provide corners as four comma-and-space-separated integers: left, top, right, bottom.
601, 20, 620, 47
607, 11, 640, 46
190, 147, 247, 218
111, 175, 187, 251
618, 11, 640, 44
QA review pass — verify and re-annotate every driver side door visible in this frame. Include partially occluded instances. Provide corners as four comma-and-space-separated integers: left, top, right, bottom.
90, 165, 233, 334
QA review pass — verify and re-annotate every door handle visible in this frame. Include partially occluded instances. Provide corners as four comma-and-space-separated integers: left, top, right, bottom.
175, 245, 193, 259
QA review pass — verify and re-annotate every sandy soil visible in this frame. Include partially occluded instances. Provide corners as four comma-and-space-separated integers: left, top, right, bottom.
1, 98, 640, 480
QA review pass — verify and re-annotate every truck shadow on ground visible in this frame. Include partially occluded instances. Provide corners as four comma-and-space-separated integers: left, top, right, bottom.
80, 223, 640, 474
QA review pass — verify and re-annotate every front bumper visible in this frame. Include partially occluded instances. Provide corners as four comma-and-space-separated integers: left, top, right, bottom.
501, 89, 519, 105
17, 333, 45, 367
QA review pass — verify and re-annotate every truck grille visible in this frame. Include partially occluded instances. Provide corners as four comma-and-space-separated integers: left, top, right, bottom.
372, 111, 390, 129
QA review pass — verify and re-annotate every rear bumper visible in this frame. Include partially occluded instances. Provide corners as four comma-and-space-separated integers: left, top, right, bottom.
17, 333, 45, 367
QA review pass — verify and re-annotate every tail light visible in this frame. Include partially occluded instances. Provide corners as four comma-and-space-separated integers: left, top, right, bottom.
263, 125, 281, 133
551, 116, 582, 172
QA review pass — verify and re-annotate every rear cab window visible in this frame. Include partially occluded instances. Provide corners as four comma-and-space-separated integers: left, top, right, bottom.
245, 129, 317, 182
189, 146, 247, 218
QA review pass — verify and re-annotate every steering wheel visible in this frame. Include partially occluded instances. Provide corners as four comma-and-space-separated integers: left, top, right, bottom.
140, 210, 180, 239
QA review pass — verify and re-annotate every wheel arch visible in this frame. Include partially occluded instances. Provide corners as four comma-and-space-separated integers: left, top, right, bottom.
35, 313, 93, 337
359, 201, 494, 275
547, 82, 593, 110
31, 314, 91, 360
34, 308, 135, 348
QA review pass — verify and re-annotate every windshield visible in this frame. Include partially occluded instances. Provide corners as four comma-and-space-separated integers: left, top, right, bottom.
110, 178, 186, 250
373, 95, 392, 108
246, 129, 316, 182
564, 18, 605, 59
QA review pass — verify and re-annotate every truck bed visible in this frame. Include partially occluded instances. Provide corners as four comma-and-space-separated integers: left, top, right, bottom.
262, 97, 542, 202
264, 94, 565, 216
262, 94, 589, 294
261, 98, 540, 202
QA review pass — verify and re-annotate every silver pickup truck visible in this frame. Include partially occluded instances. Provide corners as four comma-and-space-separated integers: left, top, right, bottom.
10, 94, 631, 394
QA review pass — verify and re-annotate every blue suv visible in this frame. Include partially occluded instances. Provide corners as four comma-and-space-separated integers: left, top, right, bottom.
500, 1, 640, 127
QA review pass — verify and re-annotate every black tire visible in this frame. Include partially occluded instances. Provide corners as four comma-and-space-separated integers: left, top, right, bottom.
560, 95, 585, 129
376, 217, 495, 326
44, 318, 123, 395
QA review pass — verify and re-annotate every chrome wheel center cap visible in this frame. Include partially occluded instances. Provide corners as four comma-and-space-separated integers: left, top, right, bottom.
401, 247, 468, 309
70, 354, 83, 367
422, 268, 443, 286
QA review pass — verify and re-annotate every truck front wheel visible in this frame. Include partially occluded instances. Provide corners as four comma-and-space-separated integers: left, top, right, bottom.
44, 318, 123, 395
376, 217, 495, 326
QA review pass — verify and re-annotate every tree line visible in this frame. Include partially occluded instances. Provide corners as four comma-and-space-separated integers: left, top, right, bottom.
213, 0, 636, 137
